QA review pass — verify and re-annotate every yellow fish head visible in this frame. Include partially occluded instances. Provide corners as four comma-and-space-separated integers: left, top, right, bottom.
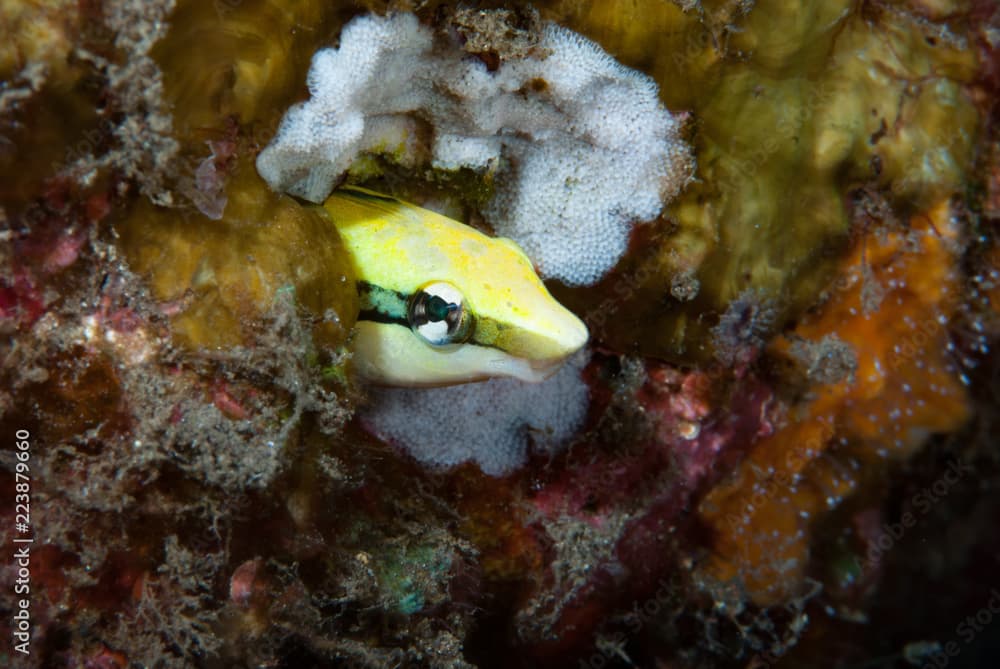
321, 187, 588, 387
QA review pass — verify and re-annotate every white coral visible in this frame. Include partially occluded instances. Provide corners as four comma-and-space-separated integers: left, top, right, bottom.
256, 12, 693, 286
361, 352, 589, 476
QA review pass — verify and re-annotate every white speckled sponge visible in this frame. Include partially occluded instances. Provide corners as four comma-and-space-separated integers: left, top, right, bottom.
361, 352, 589, 476
256, 13, 694, 286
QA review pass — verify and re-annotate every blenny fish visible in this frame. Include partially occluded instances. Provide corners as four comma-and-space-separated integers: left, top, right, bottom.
321, 187, 588, 387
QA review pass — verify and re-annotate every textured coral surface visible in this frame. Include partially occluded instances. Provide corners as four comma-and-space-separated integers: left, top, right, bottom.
700, 200, 973, 605
256, 11, 694, 285
1, 1, 999, 668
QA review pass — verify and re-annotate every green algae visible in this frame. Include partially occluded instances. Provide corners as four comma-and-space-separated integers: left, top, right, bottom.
375, 543, 454, 615
321, 350, 351, 385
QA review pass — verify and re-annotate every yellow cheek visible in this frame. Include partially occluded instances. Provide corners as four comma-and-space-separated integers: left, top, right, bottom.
352, 322, 555, 387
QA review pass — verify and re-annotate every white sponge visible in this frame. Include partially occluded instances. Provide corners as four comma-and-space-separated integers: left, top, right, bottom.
361, 352, 589, 476
256, 13, 693, 286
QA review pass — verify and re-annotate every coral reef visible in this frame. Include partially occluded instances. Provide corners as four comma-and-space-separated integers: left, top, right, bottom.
256, 11, 694, 285
116, 156, 357, 351
553, 0, 981, 362
1, 1, 998, 668
0, 0, 79, 82
505, 357, 778, 659
75, 0, 180, 205
699, 199, 972, 605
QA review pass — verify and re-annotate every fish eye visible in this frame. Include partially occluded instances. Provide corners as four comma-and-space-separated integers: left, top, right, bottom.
408, 281, 474, 346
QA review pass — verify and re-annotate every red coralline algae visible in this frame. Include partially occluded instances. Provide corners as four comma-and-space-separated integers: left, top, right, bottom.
229, 558, 266, 609
531, 363, 774, 522
491, 356, 777, 656
0, 268, 46, 326
84, 644, 129, 669
40, 227, 86, 273
211, 380, 249, 421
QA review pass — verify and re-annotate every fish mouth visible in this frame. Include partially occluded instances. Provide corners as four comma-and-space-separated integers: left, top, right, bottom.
481, 351, 579, 384
528, 356, 575, 380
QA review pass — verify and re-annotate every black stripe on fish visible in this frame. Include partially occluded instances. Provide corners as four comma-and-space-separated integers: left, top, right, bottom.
356, 281, 510, 350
